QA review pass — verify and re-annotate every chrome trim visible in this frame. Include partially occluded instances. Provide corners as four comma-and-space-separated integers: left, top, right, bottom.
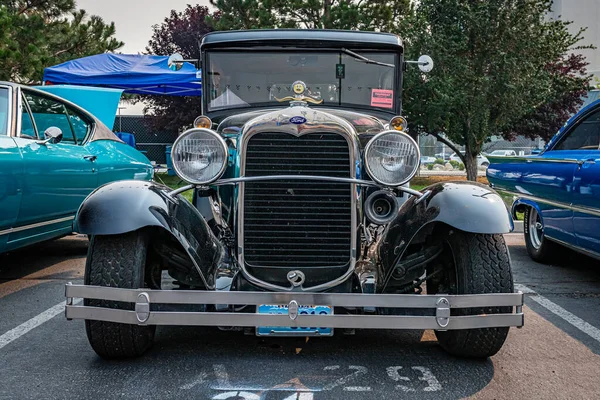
168, 177, 424, 198
169, 184, 195, 196
16, 85, 100, 143
237, 107, 361, 292
65, 284, 524, 330
3, 84, 15, 137
364, 130, 420, 186
171, 128, 228, 185
500, 189, 600, 218
571, 204, 600, 218
524, 157, 581, 164
0, 216, 74, 236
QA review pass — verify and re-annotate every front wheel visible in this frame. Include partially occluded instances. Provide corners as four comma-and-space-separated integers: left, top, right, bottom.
84, 230, 159, 359
427, 230, 514, 358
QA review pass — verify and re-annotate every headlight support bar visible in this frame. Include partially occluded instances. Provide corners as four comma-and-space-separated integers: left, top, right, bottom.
168, 175, 426, 198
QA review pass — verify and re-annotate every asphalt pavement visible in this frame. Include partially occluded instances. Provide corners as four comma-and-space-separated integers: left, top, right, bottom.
1, 233, 600, 399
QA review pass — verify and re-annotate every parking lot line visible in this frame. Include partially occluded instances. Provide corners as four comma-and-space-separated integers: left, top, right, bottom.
0, 299, 78, 350
515, 283, 600, 343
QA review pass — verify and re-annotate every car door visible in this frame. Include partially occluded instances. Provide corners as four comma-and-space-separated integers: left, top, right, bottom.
8, 89, 97, 244
554, 106, 600, 255
515, 151, 577, 245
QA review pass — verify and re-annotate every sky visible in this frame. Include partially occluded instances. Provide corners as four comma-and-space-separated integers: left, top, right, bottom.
75, 1, 212, 114
76, 0, 212, 54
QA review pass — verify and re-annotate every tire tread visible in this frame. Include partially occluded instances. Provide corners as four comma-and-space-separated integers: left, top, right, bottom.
84, 231, 155, 359
435, 232, 514, 358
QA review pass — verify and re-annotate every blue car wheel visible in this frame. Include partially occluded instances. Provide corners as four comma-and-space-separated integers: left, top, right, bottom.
524, 207, 562, 263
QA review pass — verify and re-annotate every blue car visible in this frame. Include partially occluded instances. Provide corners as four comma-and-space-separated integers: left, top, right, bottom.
0, 82, 153, 253
487, 99, 600, 263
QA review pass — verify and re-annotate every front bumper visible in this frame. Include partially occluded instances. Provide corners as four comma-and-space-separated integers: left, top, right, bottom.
65, 284, 524, 330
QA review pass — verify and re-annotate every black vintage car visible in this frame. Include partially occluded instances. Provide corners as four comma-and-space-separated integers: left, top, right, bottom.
66, 30, 523, 359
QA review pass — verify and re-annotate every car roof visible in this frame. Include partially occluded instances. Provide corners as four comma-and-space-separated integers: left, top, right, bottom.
200, 29, 403, 51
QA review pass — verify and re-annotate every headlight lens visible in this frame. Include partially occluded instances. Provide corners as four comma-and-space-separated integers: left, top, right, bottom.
365, 131, 420, 186
171, 128, 228, 185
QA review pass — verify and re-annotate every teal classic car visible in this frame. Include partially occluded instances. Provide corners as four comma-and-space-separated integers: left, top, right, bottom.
0, 82, 153, 253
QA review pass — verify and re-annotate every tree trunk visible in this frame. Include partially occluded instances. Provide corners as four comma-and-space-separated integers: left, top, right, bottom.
464, 142, 478, 182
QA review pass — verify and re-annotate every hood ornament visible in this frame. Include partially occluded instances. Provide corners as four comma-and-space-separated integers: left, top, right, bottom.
275, 80, 323, 105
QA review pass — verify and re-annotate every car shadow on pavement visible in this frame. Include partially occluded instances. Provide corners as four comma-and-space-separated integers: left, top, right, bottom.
0, 235, 88, 282
80, 326, 496, 399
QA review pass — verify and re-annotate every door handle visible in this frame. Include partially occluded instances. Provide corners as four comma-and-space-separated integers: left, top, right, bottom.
83, 155, 97, 162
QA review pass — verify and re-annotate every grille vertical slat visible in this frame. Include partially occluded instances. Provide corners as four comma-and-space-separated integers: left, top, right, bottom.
243, 132, 352, 269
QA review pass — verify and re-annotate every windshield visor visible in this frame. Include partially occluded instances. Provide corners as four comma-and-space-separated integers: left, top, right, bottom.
205, 51, 398, 112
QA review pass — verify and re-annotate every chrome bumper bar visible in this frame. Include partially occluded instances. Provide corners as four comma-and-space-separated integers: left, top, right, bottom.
65, 283, 524, 330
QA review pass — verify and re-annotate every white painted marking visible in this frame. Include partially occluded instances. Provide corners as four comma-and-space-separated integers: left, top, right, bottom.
213, 364, 230, 387
514, 283, 536, 294
386, 366, 414, 392
212, 392, 259, 400
343, 386, 372, 391
282, 393, 314, 400
322, 365, 367, 391
412, 367, 442, 392
516, 283, 600, 343
0, 300, 80, 350
323, 365, 339, 371
180, 372, 207, 390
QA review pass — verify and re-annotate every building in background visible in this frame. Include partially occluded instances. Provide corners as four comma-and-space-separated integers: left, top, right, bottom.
552, 0, 600, 81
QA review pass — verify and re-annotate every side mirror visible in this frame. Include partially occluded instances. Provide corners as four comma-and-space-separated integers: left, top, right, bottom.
404, 55, 434, 73
417, 55, 434, 73
168, 53, 184, 71
43, 127, 63, 144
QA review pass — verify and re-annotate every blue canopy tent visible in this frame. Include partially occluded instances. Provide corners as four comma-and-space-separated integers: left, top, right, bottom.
43, 53, 202, 96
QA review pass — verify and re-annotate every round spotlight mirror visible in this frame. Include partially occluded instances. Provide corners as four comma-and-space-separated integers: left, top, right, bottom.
418, 55, 434, 73
168, 53, 184, 71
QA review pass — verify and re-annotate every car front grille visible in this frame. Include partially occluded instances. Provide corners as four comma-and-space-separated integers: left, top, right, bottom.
242, 132, 352, 274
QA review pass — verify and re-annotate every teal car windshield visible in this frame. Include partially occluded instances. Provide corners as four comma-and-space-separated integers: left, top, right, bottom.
206, 51, 397, 112
0, 88, 8, 135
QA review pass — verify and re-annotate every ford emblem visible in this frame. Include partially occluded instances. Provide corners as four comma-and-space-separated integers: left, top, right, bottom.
289, 116, 307, 125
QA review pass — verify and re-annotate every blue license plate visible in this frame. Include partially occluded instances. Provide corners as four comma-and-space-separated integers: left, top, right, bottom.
256, 304, 333, 336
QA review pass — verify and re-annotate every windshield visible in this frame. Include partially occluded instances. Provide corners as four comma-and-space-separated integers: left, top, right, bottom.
205, 51, 398, 113
0, 87, 9, 135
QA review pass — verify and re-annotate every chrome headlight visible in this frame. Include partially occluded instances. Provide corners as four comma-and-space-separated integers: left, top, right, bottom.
171, 128, 228, 185
364, 130, 420, 186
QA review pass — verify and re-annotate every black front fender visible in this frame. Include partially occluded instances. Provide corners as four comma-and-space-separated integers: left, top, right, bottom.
76, 180, 223, 289
379, 181, 513, 277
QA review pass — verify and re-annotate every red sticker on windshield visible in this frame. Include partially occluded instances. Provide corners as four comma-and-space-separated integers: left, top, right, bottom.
371, 89, 394, 108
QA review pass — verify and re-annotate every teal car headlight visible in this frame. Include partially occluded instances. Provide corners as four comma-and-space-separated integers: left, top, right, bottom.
364, 130, 420, 186
171, 128, 228, 185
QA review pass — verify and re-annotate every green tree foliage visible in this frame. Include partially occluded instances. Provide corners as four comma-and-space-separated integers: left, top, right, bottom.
403, 0, 591, 180
208, 0, 410, 31
0, 0, 123, 83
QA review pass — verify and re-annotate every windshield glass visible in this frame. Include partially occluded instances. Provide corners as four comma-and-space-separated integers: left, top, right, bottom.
0, 87, 9, 135
205, 51, 398, 112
